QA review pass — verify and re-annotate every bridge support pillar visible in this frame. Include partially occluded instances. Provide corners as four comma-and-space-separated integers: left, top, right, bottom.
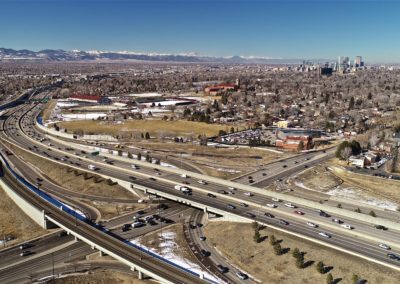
138, 271, 143, 280
99, 250, 107, 257
131, 266, 136, 272
203, 207, 207, 213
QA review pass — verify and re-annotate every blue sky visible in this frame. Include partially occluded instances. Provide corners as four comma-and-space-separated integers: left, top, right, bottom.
1, 0, 399, 62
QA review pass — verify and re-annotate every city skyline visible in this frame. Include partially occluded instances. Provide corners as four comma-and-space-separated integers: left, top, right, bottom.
1, 0, 400, 63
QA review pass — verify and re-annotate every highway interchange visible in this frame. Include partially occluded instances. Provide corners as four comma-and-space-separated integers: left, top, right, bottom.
0, 88, 400, 283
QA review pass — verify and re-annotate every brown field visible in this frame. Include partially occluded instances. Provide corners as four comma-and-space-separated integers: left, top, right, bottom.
53, 269, 150, 284
41, 99, 57, 121
86, 200, 147, 221
59, 119, 244, 137
133, 142, 285, 179
8, 143, 136, 200
0, 186, 47, 245
204, 222, 399, 284
330, 165, 400, 204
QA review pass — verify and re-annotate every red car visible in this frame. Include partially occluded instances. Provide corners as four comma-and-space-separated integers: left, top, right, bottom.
294, 210, 305, 215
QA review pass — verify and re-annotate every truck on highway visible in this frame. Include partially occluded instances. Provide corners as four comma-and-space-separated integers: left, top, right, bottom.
174, 184, 191, 194
88, 164, 96, 171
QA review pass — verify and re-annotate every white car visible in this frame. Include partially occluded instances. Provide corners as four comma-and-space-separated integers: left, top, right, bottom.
306, 222, 318, 228
284, 202, 296, 208
228, 186, 235, 190
272, 197, 281, 202
318, 232, 331, 238
379, 243, 391, 250
244, 192, 254, 197
197, 180, 207, 185
341, 224, 353, 230
266, 203, 277, 208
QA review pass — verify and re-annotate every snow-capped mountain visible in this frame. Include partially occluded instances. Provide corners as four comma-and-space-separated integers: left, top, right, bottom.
0, 47, 302, 64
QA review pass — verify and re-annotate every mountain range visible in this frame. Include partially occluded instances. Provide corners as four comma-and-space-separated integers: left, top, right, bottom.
0, 48, 304, 64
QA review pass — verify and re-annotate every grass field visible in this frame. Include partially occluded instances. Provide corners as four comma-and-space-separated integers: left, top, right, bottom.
0, 186, 47, 245
204, 222, 400, 284
53, 269, 150, 284
59, 119, 243, 137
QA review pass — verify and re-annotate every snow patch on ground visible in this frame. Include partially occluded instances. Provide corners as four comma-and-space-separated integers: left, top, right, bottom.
131, 231, 220, 283
326, 186, 398, 211
294, 181, 316, 191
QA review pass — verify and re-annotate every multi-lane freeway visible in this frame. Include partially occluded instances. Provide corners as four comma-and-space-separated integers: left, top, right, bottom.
1, 89, 400, 283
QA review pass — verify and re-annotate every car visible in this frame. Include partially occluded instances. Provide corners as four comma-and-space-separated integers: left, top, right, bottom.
266, 203, 277, 208
294, 161, 298, 164
200, 249, 210, 257
122, 224, 131, 232
272, 197, 281, 202
294, 210, 304, 215
244, 192, 254, 197
236, 272, 248, 280
135, 210, 145, 216
319, 211, 330, 217
240, 202, 248, 207
197, 180, 207, 185
245, 212, 256, 218
249, 180, 254, 183
20, 251, 31, 257
318, 232, 331, 238
341, 224, 353, 230
387, 253, 399, 260
207, 193, 216, 198
157, 203, 168, 210
265, 212, 274, 218
332, 218, 343, 224
19, 243, 31, 250
199, 236, 206, 241
279, 219, 289, 225
227, 204, 236, 210
284, 202, 296, 208
277, 178, 283, 182
149, 177, 156, 181
304, 165, 308, 168
306, 222, 318, 228
374, 225, 388, 231
283, 165, 287, 168
248, 176, 253, 179
217, 264, 228, 273
262, 172, 267, 176
228, 191, 235, 195
228, 186, 236, 190
182, 181, 190, 184
218, 190, 227, 194
129, 176, 136, 180
379, 243, 391, 250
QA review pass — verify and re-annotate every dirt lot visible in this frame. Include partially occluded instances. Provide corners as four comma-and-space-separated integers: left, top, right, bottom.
59, 119, 243, 138
0, 186, 47, 245
53, 269, 150, 284
204, 222, 400, 284
132, 142, 285, 179
8, 143, 136, 200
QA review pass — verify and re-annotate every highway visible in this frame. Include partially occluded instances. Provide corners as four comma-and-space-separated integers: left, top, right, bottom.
1, 90, 400, 281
